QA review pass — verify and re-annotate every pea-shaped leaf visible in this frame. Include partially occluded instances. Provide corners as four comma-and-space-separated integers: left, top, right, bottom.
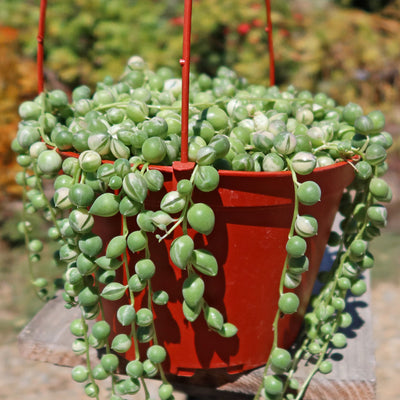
115, 158, 132, 178
101, 282, 127, 301
53, 187, 72, 210
64, 281, 83, 297
128, 274, 147, 292
136, 325, 154, 343
111, 333, 132, 353
78, 286, 99, 307
37, 150, 63, 175
182, 274, 204, 309
251, 131, 273, 153
66, 268, 83, 286
217, 322, 238, 338
182, 300, 202, 322
263, 153, 285, 172
91, 321, 111, 340
355, 161, 373, 180
354, 115, 374, 136
72, 338, 88, 355
273, 131, 297, 155
136, 308, 153, 327
127, 230, 147, 253
123, 172, 148, 204
160, 191, 186, 214
126, 359, 144, 379
88, 333, 106, 349
194, 166, 220, 192
187, 203, 215, 235
89, 193, 120, 217
136, 210, 156, 232
117, 305, 136, 326
147, 344, 167, 364
78, 150, 102, 173
141, 136, 167, 163
278, 293, 300, 314
98, 270, 116, 285
106, 235, 127, 258
295, 215, 318, 238
135, 259, 156, 280
144, 169, 164, 192
208, 134, 230, 158
68, 183, 95, 207
232, 153, 255, 171
191, 249, 218, 276
253, 110, 269, 131
59, 243, 78, 262
77, 253, 97, 276
69, 209, 94, 234
291, 151, 317, 175
119, 196, 142, 217
204, 306, 224, 331
170, 235, 194, 269
95, 256, 123, 271
151, 211, 175, 231
367, 204, 387, 228
196, 146, 217, 166
126, 100, 148, 123
78, 234, 103, 258
97, 163, 115, 183
153, 290, 169, 306
110, 138, 131, 159
284, 272, 302, 289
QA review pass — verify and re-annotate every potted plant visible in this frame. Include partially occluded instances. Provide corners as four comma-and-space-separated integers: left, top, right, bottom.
12, 3, 392, 400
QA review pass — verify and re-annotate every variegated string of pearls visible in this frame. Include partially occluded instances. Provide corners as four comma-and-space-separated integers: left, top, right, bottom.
13, 56, 391, 399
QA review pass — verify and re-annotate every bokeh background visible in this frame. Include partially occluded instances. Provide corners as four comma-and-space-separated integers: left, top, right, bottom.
0, 0, 399, 399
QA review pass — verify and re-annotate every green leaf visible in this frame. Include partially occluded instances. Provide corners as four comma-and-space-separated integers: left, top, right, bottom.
117, 305, 136, 326
169, 235, 194, 269
204, 306, 224, 330
89, 193, 120, 217
182, 300, 202, 322
217, 322, 238, 338
182, 274, 204, 309
95, 256, 123, 271
111, 333, 132, 353
106, 235, 127, 258
101, 282, 127, 301
191, 249, 218, 276
122, 172, 148, 204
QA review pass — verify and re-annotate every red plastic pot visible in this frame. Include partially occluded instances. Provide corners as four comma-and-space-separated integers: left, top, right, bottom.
96, 160, 355, 376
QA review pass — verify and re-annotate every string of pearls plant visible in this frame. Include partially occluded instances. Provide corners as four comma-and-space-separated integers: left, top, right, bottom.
13, 56, 391, 400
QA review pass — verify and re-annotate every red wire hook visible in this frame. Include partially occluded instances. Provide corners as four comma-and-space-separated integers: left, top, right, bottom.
180, 0, 193, 163
37, 0, 47, 93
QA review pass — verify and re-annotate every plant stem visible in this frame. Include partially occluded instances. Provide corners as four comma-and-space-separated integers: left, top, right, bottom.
20, 171, 43, 299
80, 308, 100, 400
121, 215, 141, 361
253, 159, 301, 400
37, 92, 56, 147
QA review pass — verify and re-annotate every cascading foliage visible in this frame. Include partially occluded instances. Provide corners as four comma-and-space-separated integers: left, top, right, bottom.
13, 55, 391, 400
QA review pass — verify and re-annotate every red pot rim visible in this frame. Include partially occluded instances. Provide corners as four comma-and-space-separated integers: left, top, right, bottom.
57, 148, 359, 177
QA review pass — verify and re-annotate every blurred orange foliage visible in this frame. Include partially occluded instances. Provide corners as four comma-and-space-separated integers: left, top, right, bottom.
0, 26, 37, 200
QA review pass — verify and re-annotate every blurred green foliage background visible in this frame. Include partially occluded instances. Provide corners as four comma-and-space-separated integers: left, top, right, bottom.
1, 0, 400, 113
